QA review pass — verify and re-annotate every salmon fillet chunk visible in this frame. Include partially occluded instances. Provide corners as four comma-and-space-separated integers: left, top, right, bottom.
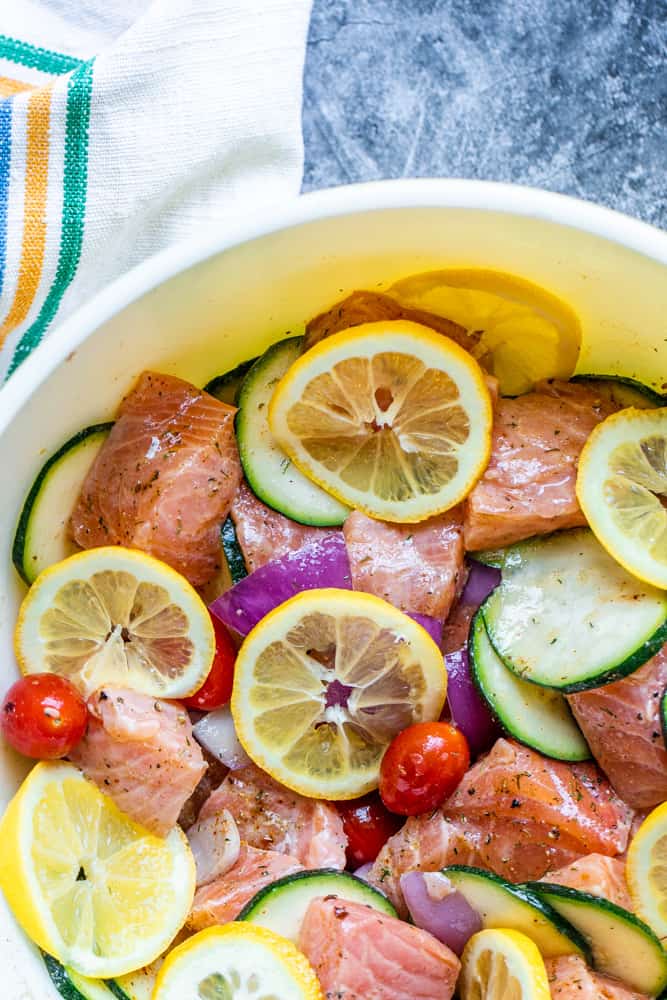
370, 738, 632, 913
69, 686, 206, 836
540, 854, 632, 911
464, 379, 618, 550
70, 371, 241, 586
230, 480, 335, 573
187, 843, 302, 930
299, 896, 460, 1000
546, 955, 649, 999
568, 644, 667, 809
198, 761, 347, 869
343, 507, 465, 620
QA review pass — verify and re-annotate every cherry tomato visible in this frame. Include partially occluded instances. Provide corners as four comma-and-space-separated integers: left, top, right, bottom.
1, 674, 88, 759
183, 614, 236, 710
336, 793, 403, 867
379, 721, 470, 816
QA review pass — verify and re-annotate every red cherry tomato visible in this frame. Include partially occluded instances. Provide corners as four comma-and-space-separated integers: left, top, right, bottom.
379, 721, 470, 816
183, 614, 236, 710
336, 793, 403, 867
1, 674, 88, 759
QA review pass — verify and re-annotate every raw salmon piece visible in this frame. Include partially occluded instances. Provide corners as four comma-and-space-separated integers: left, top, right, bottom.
370, 738, 633, 914
464, 379, 618, 550
303, 289, 473, 353
567, 645, 667, 809
230, 481, 336, 572
187, 843, 302, 930
444, 738, 633, 866
546, 955, 649, 999
69, 686, 206, 836
368, 813, 480, 916
199, 761, 347, 869
299, 896, 460, 1000
70, 371, 241, 586
540, 854, 632, 911
343, 507, 465, 620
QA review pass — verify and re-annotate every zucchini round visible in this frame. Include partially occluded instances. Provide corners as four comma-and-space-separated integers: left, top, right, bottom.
526, 881, 667, 996
482, 528, 667, 692
236, 338, 350, 526
204, 357, 258, 406
238, 868, 396, 942
470, 611, 590, 761
13, 423, 113, 585
221, 516, 247, 584
43, 954, 128, 1000
572, 373, 664, 409
442, 866, 590, 961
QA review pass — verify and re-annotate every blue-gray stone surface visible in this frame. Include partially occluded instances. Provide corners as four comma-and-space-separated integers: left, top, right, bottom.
303, 0, 666, 229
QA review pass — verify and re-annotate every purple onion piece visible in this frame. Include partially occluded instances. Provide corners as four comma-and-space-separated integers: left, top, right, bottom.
445, 646, 501, 758
210, 533, 351, 637
400, 870, 482, 955
409, 612, 443, 648
353, 862, 373, 882
460, 559, 501, 608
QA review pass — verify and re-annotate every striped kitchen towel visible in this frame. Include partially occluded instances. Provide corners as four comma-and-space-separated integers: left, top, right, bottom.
0, 0, 312, 381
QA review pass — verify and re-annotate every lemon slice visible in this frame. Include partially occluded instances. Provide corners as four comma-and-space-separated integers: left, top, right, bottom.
269, 321, 492, 523
14, 546, 215, 697
0, 761, 195, 978
626, 801, 667, 940
153, 924, 323, 1000
389, 268, 582, 396
231, 588, 447, 799
576, 408, 667, 588
459, 928, 551, 999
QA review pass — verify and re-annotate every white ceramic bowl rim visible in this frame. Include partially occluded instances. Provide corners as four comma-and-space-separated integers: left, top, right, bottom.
2, 178, 667, 437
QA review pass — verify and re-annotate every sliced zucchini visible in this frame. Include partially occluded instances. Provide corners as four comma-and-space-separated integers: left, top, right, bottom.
13, 423, 113, 585
573, 373, 664, 409
238, 868, 396, 942
42, 954, 127, 1000
221, 515, 247, 583
470, 611, 590, 761
204, 357, 258, 405
236, 338, 350, 526
443, 866, 590, 961
482, 528, 667, 692
526, 882, 667, 996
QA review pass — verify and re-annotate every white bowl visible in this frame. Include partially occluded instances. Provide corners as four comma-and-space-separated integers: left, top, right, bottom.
2, 179, 667, 995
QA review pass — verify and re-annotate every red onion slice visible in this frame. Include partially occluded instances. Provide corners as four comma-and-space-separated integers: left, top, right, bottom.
400, 870, 481, 955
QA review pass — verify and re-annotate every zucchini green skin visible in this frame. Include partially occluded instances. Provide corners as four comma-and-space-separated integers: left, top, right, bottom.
236, 338, 349, 527
12, 422, 114, 586
572, 373, 665, 408
221, 516, 247, 583
204, 358, 258, 406
481, 528, 667, 693
469, 611, 590, 761
443, 866, 590, 962
525, 881, 667, 996
43, 954, 129, 1000
238, 868, 396, 942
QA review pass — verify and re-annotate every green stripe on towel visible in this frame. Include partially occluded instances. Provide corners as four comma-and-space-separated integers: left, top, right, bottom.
0, 34, 83, 74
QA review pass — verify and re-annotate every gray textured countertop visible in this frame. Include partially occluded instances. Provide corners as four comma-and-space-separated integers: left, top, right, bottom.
303, 0, 666, 230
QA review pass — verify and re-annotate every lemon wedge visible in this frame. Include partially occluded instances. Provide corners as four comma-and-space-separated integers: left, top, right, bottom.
627, 801, 667, 941
153, 924, 323, 1000
14, 546, 215, 697
459, 928, 551, 999
389, 268, 582, 396
269, 321, 492, 523
231, 588, 447, 799
0, 761, 194, 978
576, 407, 667, 588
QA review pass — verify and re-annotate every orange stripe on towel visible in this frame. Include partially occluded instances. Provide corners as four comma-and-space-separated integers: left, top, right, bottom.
0, 85, 52, 348
0, 76, 33, 96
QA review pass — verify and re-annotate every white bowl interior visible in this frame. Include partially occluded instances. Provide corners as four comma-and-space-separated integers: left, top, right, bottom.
1, 191, 667, 993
